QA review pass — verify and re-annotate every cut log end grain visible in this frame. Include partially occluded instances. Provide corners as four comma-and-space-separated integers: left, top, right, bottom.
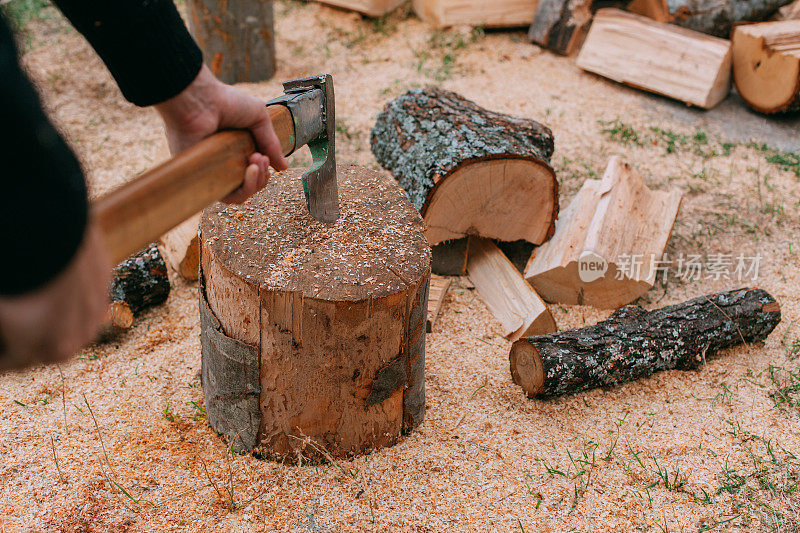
509, 288, 781, 398
200, 165, 431, 461
733, 21, 800, 114
576, 9, 732, 109
371, 87, 558, 247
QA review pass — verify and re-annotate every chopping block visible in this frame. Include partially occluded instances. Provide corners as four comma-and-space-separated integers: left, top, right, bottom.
199, 165, 431, 461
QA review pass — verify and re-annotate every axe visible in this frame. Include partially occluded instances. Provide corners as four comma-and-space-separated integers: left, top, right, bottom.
93, 74, 338, 264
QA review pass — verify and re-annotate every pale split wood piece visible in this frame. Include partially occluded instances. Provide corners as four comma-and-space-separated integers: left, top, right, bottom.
775, 0, 800, 20
576, 9, 732, 109
525, 156, 682, 309
159, 213, 201, 281
732, 21, 800, 113
412, 0, 539, 28
200, 165, 431, 461
315, 0, 406, 16
467, 237, 556, 341
427, 275, 452, 332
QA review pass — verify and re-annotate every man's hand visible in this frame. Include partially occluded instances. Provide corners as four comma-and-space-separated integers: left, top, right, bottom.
155, 65, 289, 204
0, 224, 111, 371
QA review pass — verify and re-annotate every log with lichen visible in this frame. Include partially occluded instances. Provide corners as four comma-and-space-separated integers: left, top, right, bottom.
370, 87, 559, 248
627, 0, 794, 37
509, 288, 781, 398
107, 243, 170, 329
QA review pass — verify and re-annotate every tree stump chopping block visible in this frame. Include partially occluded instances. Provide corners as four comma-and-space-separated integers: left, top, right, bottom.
199, 165, 431, 461
371, 88, 559, 247
509, 288, 781, 398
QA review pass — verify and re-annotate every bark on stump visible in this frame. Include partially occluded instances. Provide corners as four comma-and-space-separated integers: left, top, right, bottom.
187, 0, 276, 84
509, 288, 781, 398
199, 165, 431, 461
108, 243, 170, 329
627, 0, 794, 37
371, 88, 559, 248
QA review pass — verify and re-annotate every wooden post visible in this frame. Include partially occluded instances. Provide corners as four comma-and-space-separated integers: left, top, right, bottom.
200, 166, 431, 460
371, 88, 558, 248
510, 288, 781, 398
187, 0, 276, 84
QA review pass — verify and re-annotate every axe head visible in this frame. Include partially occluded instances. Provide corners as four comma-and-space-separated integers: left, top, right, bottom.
267, 74, 339, 223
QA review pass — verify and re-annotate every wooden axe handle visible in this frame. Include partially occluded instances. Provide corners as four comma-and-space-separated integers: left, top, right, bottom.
93, 105, 295, 264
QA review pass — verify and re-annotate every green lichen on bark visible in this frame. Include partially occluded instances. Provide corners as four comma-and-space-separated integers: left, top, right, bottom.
371, 87, 554, 211
110, 243, 169, 314
512, 288, 781, 398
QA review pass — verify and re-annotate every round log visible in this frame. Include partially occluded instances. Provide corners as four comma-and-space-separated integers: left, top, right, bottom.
627, 0, 793, 37
109, 243, 170, 321
733, 21, 800, 114
199, 165, 431, 461
370, 88, 558, 247
187, 0, 276, 84
509, 288, 781, 398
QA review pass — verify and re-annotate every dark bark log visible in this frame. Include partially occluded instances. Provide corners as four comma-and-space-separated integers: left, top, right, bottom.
528, 0, 594, 55
627, 0, 793, 37
109, 243, 170, 319
371, 88, 558, 247
187, 0, 275, 84
510, 288, 781, 398
528, 0, 625, 54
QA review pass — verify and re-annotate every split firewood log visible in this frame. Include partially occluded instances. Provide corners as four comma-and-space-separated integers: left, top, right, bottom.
774, 0, 800, 19
412, 0, 539, 28
316, 0, 405, 16
525, 156, 682, 309
427, 275, 451, 332
732, 21, 800, 114
510, 288, 781, 398
627, 0, 793, 37
107, 243, 170, 329
159, 213, 201, 281
200, 165, 430, 459
468, 237, 556, 341
576, 9, 732, 109
371, 87, 558, 247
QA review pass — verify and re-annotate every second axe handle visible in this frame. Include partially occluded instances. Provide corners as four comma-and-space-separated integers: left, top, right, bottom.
93, 105, 295, 264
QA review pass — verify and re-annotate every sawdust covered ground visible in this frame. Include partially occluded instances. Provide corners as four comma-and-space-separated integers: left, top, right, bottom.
2, 2, 800, 531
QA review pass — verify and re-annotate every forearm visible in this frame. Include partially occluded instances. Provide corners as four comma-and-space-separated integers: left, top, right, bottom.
0, 15, 88, 296
52, 0, 203, 107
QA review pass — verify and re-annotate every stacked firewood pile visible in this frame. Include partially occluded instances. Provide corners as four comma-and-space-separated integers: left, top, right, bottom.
316, 0, 800, 114
370, 87, 782, 398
